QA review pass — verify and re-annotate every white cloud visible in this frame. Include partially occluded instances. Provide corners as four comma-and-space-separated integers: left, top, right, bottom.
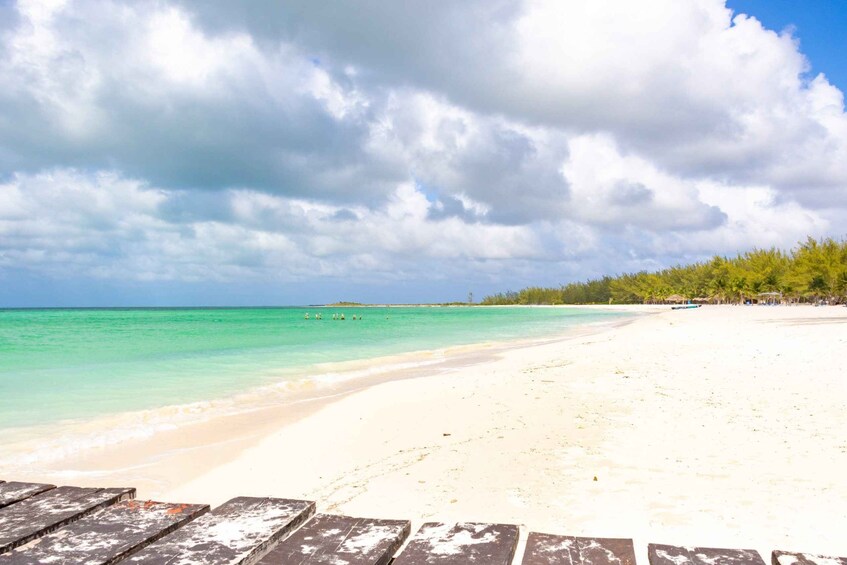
694, 181, 830, 252
0, 170, 543, 283
561, 134, 726, 231
0, 0, 845, 300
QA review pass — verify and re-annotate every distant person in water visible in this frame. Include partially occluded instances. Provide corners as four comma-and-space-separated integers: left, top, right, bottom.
341, 313, 345, 320
304, 313, 309, 320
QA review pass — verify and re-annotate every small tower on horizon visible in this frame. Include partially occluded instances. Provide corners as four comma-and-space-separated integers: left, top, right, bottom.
467, 291, 474, 304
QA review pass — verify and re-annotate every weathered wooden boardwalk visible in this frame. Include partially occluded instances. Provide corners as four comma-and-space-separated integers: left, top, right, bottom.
0, 479, 843, 565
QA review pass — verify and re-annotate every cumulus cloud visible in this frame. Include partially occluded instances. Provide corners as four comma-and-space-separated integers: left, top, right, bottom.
0, 0, 399, 200
176, 0, 847, 199
561, 134, 728, 232
0, 0, 845, 302
367, 91, 572, 225
0, 170, 542, 285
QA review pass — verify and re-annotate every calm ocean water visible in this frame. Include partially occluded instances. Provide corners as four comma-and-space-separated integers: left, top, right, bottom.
0, 306, 627, 432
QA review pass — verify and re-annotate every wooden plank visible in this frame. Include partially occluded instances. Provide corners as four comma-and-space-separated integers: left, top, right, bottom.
772, 551, 847, 565
257, 513, 411, 565
0, 486, 135, 554
649, 544, 766, 565
0, 483, 55, 510
522, 533, 635, 565
127, 496, 315, 564
0, 499, 208, 565
392, 522, 519, 565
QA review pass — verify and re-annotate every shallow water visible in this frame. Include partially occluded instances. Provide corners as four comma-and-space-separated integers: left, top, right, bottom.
0, 306, 627, 431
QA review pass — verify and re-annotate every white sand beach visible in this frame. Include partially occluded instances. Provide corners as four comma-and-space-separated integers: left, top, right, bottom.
15, 305, 847, 560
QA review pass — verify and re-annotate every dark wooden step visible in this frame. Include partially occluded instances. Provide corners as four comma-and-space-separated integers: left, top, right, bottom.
0, 483, 56, 510
522, 533, 635, 565
649, 544, 766, 565
0, 486, 135, 554
772, 551, 847, 565
126, 496, 315, 564
0, 499, 208, 565
258, 513, 410, 565
392, 522, 519, 565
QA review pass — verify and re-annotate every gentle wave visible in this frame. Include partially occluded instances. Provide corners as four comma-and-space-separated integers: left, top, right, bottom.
0, 347, 455, 470
0, 306, 635, 474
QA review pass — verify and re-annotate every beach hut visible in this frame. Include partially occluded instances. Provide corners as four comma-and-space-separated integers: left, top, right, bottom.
664, 294, 687, 304
758, 291, 782, 305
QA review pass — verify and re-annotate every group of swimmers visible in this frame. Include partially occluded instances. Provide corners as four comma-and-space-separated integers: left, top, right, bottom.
303, 312, 362, 321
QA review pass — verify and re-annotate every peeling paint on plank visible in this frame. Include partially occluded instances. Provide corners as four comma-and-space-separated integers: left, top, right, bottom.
258, 513, 410, 565
393, 522, 519, 565
128, 496, 315, 565
0, 487, 134, 554
649, 544, 766, 565
0, 499, 208, 565
522, 533, 635, 565
0, 483, 56, 510
773, 551, 847, 565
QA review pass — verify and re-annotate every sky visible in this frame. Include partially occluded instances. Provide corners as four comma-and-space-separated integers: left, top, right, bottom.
1, 0, 846, 306
725, 0, 847, 92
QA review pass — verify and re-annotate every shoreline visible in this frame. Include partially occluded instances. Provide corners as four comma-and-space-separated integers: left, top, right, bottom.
0, 303, 636, 438
0, 305, 651, 497
5, 304, 845, 559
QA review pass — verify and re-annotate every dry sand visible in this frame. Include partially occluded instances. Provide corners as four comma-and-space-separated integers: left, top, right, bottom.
14, 305, 847, 560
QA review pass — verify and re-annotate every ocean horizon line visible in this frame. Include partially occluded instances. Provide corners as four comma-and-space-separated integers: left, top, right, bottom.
0, 303, 436, 311
0, 302, 558, 311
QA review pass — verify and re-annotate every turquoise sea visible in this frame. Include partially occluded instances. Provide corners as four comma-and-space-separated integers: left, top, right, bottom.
0, 306, 627, 433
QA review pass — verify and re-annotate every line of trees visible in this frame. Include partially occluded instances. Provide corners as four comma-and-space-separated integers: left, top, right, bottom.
481, 236, 847, 305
